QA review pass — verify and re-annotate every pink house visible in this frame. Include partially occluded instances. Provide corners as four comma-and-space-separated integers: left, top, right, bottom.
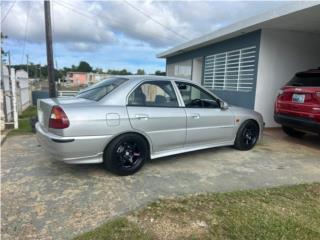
66, 72, 88, 87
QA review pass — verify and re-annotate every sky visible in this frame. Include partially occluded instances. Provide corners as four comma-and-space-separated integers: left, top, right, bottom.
1, 0, 293, 74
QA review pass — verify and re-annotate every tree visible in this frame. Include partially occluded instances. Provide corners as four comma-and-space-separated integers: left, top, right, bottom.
71, 65, 77, 71
155, 70, 166, 76
107, 69, 132, 75
77, 61, 92, 72
94, 67, 104, 74
136, 69, 145, 75
119, 69, 131, 75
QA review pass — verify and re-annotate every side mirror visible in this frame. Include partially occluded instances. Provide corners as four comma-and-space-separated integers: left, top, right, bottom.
220, 101, 229, 110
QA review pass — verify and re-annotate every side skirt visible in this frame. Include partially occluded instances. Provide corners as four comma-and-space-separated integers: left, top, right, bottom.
150, 141, 235, 159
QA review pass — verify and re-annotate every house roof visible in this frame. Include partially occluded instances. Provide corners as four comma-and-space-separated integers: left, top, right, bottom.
157, 2, 320, 58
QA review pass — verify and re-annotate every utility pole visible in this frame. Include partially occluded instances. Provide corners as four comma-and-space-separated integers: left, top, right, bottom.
26, 54, 29, 77
44, 0, 56, 97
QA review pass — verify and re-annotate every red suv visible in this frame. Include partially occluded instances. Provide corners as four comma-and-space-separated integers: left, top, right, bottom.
274, 68, 320, 137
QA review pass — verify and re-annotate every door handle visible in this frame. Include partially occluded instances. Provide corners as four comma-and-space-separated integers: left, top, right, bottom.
135, 114, 149, 120
191, 113, 200, 119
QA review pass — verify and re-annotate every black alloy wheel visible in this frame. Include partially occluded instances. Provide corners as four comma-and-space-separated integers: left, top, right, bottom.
115, 141, 143, 169
234, 120, 260, 150
104, 134, 149, 176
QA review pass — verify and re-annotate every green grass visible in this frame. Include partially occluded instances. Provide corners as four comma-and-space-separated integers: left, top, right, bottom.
74, 218, 154, 240
18, 105, 37, 119
9, 106, 37, 135
74, 183, 320, 240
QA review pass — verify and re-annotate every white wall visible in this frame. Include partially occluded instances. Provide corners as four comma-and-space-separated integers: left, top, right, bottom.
16, 69, 31, 113
255, 29, 320, 127
192, 57, 203, 85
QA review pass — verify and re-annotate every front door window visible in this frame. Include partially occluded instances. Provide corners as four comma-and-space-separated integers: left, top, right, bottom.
176, 82, 220, 108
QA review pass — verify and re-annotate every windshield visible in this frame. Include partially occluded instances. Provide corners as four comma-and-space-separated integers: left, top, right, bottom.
76, 77, 128, 101
287, 72, 320, 87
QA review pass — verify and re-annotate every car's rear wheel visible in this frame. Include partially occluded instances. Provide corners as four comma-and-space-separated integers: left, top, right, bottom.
234, 120, 259, 151
104, 133, 149, 176
282, 126, 306, 138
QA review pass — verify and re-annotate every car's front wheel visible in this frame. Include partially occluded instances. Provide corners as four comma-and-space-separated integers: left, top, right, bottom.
104, 133, 149, 176
234, 120, 260, 150
282, 126, 306, 138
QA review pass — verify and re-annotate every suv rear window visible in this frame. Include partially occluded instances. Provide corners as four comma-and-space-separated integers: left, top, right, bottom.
287, 72, 320, 87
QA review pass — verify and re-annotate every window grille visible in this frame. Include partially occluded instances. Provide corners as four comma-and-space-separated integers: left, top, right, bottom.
203, 46, 256, 92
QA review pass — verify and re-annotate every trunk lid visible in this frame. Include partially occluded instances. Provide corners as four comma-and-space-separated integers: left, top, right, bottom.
37, 97, 94, 131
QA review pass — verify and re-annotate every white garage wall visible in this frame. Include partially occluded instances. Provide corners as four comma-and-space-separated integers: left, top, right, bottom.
255, 29, 320, 127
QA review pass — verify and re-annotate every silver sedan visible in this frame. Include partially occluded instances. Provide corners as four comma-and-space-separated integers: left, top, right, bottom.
36, 76, 264, 175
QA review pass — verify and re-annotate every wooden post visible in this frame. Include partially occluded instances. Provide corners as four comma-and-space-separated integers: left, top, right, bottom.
44, 0, 56, 97
10, 68, 18, 129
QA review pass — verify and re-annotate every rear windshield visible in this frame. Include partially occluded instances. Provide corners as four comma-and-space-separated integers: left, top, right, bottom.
76, 77, 128, 101
287, 72, 320, 87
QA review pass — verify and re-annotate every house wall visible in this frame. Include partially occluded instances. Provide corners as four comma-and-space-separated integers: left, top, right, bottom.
166, 30, 261, 109
191, 57, 203, 85
73, 73, 87, 86
255, 29, 320, 127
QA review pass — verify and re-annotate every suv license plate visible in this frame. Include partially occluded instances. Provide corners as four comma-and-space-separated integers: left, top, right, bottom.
292, 94, 305, 103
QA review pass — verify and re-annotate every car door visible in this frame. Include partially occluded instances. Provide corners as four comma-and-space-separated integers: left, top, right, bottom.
127, 80, 186, 153
175, 81, 235, 147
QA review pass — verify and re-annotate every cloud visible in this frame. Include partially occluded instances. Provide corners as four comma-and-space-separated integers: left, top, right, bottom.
1, 0, 291, 71
96, 1, 190, 47
2, 0, 289, 51
1, 1, 117, 51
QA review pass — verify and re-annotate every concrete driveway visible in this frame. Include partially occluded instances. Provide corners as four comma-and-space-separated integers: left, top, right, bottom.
1, 129, 320, 239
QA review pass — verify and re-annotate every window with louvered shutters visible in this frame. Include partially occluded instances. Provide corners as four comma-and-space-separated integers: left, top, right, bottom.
203, 46, 256, 92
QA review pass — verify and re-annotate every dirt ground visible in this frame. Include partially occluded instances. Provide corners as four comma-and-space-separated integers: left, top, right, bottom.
1, 129, 320, 239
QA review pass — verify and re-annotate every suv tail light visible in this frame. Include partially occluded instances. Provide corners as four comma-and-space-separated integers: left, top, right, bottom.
316, 92, 320, 98
49, 106, 70, 129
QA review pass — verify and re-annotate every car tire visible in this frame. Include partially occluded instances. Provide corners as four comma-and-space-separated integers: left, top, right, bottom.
103, 133, 149, 176
234, 120, 260, 151
282, 126, 306, 138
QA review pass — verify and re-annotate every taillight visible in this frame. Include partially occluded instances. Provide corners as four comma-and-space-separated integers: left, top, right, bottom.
49, 106, 70, 129
316, 92, 320, 98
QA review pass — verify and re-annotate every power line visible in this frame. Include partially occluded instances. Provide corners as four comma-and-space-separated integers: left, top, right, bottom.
58, 0, 187, 41
57, 0, 126, 30
123, 0, 188, 40
55, 0, 97, 23
1, 1, 16, 24
21, 1, 31, 65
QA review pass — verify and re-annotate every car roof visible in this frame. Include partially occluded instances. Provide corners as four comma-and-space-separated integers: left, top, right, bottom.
110, 75, 193, 83
100, 75, 202, 106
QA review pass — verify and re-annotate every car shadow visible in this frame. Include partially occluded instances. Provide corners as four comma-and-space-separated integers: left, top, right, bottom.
264, 128, 320, 151
46, 146, 229, 176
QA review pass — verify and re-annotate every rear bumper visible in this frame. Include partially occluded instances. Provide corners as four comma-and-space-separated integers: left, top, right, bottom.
36, 122, 113, 164
274, 114, 320, 133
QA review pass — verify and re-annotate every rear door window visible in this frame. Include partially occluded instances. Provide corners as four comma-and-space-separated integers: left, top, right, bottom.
287, 72, 320, 87
128, 81, 179, 107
